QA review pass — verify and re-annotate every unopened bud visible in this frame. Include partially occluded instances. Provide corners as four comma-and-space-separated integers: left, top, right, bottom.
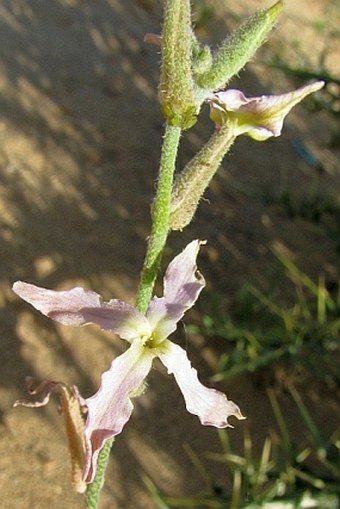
170, 123, 236, 230
159, 0, 198, 129
196, 1, 283, 94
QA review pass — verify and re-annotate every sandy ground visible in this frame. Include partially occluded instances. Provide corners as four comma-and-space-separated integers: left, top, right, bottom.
0, 0, 339, 508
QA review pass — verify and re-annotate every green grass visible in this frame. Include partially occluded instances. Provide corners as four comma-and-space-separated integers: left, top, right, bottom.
148, 388, 340, 508
187, 251, 340, 387
147, 251, 340, 507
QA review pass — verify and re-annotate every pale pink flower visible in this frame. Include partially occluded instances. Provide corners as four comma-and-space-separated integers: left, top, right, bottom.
208, 81, 324, 140
13, 240, 244, 483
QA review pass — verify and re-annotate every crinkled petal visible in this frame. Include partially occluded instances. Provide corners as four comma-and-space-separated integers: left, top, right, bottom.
14, 377, 87, 493
158, 340, 245, 427
83, 340, 155, 483
146, 240, 205, 342
13, 281, 149, 341
208, 81, 325, 140
13, 377, 73, 408
210, 89, 249, 112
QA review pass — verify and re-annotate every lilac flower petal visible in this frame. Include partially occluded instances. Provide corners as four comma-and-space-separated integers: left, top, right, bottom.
209, 81, 325, 140
146, 240, 206, 342
163, 240, 206, 304
83, 340, 155, 483
158, 340, 245, 427
13, 281, 148, 341
13, 377, 66, 408
211, 89, 249, 111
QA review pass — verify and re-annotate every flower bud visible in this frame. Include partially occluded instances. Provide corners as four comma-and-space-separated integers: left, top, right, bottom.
170, 123, 236, 230
196, 1, 283, 95
159, 0, 198, 129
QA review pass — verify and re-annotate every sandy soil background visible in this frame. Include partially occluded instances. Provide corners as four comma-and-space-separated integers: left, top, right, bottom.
0, 0, 339, 508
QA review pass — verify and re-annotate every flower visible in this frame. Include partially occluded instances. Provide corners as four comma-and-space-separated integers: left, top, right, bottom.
13, 240, 244, 483
208, 81, 324, 140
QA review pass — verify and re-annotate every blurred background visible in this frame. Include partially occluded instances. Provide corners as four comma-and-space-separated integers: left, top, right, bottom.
0, 0, 339, 507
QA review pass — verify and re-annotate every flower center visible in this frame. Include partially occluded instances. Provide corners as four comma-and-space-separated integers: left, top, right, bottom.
143, 332, 158, 349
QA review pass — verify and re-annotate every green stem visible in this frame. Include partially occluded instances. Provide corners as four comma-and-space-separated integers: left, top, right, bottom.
85, 438, 114, 509
84, 122, 181, 508
135, 122, 182, 313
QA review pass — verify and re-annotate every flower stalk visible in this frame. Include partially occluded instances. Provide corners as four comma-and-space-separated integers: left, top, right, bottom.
136, 123, 181, 313
85, 438, 114, 509
83, 123, 181, 507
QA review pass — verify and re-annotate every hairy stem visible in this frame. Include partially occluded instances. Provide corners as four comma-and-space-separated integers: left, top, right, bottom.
136, 123, 182, 313
85, 438, 114, 509
84, 123, 181, 508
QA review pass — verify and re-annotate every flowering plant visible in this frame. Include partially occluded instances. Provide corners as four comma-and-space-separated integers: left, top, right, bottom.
12, 1, 324, 507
